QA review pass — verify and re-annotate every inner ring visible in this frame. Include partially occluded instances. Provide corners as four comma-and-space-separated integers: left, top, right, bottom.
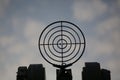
57, 39, 67, 49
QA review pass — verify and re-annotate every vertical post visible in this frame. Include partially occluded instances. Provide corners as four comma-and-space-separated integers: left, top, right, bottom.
57, 68, 72, 80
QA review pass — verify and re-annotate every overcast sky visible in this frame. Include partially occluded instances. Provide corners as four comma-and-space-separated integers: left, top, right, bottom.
0, 0, 120, 80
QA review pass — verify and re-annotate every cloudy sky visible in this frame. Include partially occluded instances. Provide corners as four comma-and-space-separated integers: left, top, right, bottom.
0, 0, 120, 80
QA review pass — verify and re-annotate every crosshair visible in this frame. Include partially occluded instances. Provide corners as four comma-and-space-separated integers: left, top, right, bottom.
38, 21, 86, 68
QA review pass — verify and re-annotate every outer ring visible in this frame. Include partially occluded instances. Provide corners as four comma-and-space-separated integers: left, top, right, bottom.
38, 21, 86, 67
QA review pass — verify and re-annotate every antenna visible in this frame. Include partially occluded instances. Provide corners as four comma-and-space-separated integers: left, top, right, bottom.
38, 21, 86, 68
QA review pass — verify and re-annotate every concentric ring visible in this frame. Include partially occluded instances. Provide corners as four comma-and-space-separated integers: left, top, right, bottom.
57, 39, 67, 49
52, 34, 72, 54
38, 21, 86, 68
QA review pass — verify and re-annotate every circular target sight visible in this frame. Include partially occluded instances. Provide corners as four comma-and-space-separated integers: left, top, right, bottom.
38, 21, 86, 68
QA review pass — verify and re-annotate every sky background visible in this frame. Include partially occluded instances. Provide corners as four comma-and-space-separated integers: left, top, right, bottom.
0, 0, 120, 80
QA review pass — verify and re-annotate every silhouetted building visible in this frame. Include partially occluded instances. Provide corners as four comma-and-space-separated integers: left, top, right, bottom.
17, 64, 45, 80
28, 64, 45, 80
17, 66, 27, 80
82, 62, 111, 80
101, 69, 111, 80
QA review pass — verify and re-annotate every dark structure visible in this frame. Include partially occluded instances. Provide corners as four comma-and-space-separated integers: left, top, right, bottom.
57, 69, 72, 80
101, 69, 111, 80
82, 62, 111, 80
17, 66, 27, 80
17, 64, 45, 80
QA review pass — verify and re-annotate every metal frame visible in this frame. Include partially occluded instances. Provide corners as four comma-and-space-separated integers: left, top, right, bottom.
38, 21, 86, 68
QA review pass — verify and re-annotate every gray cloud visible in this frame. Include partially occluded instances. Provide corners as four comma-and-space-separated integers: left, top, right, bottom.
73, 0, 108, 22
0, 0, 10, 18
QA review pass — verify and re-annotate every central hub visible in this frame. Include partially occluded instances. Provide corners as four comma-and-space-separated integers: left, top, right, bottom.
57, 39, 67, 49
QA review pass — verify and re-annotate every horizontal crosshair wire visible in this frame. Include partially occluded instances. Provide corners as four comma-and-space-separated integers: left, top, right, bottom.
39, 42, 85, 45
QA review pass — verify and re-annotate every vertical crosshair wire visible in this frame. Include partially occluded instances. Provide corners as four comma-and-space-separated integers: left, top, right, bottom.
60, 21, 64, 65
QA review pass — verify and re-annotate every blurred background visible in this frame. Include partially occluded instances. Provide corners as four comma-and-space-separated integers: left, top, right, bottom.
0, 0, 120, 80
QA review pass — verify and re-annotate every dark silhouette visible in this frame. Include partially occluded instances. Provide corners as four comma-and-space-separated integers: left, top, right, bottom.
57, 69, 72, 80
17, 66, 27, 80
101, 69, 111, 80
82, 62, 111, 80
17, 64, 45, 80
17, 62, 111, 80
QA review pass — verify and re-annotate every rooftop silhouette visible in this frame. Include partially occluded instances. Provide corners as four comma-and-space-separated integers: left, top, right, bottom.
82, 62, 111, 80
17, 62, 111, 80
17, 64, 45, 80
